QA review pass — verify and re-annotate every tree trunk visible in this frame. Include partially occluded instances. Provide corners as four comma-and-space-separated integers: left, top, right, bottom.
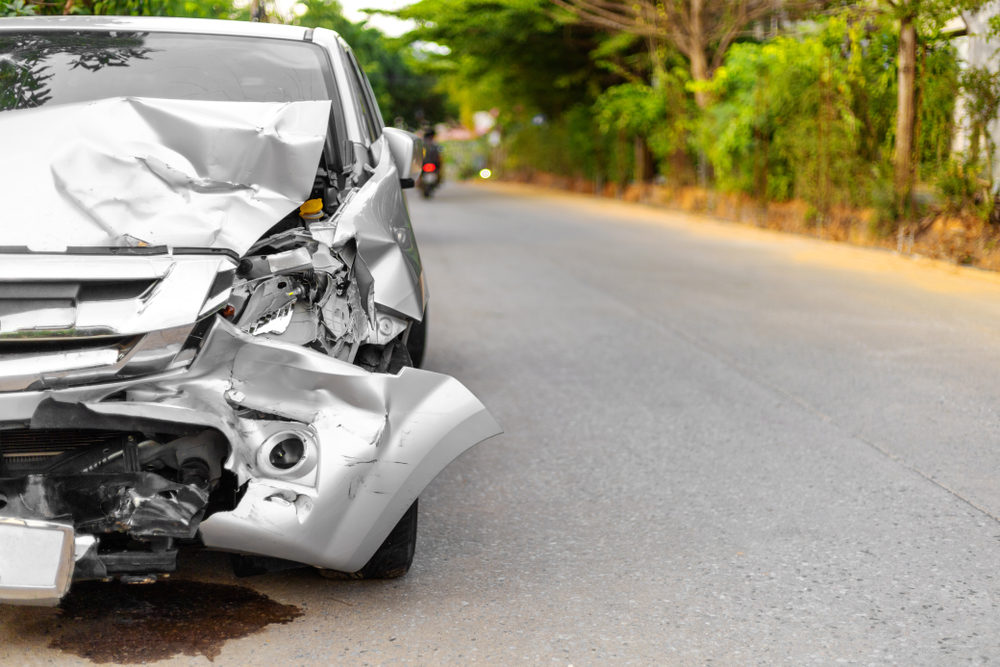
690, 45, 711, 186
894, 16, 917, 215
616, 128, 628, 195
687, 0, 712, 186
633, 136, 653, 183
689, 0, 710, 109
690, 49, 710, 109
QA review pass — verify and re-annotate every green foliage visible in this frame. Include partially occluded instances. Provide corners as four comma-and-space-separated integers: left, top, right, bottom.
399, 0, 630, 182
593, 60, 692, 174
295, 0, 450, 126
157, 0, 242, 18
869, 164, 901, 235
394, 0, 987, 226
936, 159, 981, 210
0, 0, 239, 18
1, 0, 36, 16
917, 40, 960, 179
934, 158, 995, 222
85, 0, 167, 15
696, 22, 870, 206
400, 0, 604, 120
501, 105, 606, 180
594, 83, 667, 141
694, 13, 958, 216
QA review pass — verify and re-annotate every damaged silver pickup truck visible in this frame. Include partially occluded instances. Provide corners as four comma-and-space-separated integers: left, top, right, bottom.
0, 16, 499, 605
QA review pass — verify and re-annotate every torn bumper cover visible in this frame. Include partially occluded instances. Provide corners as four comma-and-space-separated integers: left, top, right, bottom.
0, 320, 500, 603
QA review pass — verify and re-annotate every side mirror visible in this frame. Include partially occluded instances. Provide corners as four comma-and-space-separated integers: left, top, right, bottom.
384, 128, 423, 189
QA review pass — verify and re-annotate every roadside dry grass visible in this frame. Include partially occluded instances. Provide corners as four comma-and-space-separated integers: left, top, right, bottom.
477, 179, 1000, 298
501, 173, 1000, 273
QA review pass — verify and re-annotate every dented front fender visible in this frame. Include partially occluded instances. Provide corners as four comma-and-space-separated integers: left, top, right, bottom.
199, 358, 500, 572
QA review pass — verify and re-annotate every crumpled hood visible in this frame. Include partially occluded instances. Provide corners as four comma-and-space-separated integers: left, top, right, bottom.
0, 97, 331, 255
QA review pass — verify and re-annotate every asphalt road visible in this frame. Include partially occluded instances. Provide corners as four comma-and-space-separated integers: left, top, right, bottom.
4, 182, 1000, 664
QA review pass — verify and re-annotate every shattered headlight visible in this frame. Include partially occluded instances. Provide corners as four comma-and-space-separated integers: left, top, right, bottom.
230, 276, 307, 338
244, 298, 296, 336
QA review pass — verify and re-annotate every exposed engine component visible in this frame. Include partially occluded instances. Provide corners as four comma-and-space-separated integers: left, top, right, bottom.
0, 428, 227, 585
229, 238, 373, 362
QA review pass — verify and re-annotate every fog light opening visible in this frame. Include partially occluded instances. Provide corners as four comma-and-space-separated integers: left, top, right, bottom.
268, 437, 305, 470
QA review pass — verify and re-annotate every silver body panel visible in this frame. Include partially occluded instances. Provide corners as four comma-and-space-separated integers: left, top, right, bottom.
327, 135, 428, 319
0, 97, 330, 255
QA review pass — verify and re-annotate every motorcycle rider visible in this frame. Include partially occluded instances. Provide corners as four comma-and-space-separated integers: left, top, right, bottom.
420, 128, 443, 198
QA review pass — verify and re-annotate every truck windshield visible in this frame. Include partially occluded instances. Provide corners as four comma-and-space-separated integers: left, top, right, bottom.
0, 31, 333, 111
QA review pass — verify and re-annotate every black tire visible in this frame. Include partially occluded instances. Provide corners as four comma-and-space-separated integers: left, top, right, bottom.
321, 500, 418, 580
406, 312, 427, 369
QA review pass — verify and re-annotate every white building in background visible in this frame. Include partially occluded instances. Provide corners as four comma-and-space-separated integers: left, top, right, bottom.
948, 4, 1000, 179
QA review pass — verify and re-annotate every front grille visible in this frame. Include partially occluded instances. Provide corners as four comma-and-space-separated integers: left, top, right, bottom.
0, 322, 198, 393
0, 279, 156, 304
0, 335, 137, 355
0, 429, 127, 474
0, 428, 124, 454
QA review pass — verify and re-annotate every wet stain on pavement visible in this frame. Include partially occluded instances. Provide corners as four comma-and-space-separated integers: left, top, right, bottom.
17, 580, 302, 663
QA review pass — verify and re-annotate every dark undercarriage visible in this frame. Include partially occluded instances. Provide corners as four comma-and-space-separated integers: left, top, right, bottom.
0, 427, 230, 580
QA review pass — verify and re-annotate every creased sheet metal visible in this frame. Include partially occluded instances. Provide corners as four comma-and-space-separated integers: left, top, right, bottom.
0, 319, 501, 573
0, 97, 330, 255
317, 135, 427, 320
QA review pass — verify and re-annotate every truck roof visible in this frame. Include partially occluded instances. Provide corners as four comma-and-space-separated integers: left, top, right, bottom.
0, 15, 313, 41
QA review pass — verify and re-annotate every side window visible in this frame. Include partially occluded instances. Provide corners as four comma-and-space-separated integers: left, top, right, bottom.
344, 50, 382, 143
357, 65, 385, 134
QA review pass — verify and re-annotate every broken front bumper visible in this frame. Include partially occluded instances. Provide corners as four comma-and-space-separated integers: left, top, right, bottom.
0, 318, 500, 597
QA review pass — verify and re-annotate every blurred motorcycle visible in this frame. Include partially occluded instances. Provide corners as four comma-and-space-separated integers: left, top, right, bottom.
420, 128, 442, 198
